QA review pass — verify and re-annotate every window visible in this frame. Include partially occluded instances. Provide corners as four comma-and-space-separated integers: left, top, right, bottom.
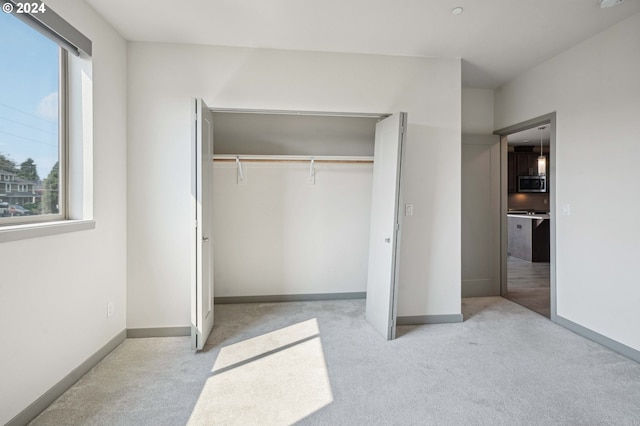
0, 10, 65, 223
0, 2, 95, 241
0, 0, 92, 231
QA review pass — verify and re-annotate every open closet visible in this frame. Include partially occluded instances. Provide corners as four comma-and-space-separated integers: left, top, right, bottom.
212, 111, 377, 301
191, 99, 406, 348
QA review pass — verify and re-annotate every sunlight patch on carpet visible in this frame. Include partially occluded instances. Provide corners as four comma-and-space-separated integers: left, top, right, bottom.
188, 319, 333, 425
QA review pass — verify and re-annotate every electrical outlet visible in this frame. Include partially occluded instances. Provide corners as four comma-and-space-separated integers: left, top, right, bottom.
107, 302, 114, 318
405, 204, 414, 216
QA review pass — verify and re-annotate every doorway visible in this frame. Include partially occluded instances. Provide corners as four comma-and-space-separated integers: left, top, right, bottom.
495, 113, 556, 320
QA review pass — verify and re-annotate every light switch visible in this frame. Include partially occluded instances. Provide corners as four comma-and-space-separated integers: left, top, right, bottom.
562, 204, 571, 216
405, 204, 414, 216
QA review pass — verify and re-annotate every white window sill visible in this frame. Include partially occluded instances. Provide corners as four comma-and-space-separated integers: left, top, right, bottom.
0, 220, 96, 243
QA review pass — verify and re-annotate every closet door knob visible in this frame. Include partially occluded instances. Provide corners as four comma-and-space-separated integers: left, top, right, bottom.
385, 238, 391, 243
202, 236, 210, 242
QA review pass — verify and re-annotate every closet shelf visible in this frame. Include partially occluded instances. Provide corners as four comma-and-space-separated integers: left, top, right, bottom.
213, 155, 374, 164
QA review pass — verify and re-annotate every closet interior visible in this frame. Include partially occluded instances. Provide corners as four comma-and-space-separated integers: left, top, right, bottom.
211, 111, 382, 303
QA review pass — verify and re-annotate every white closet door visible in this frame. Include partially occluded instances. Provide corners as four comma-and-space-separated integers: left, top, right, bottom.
365, 112, 407, 340
192, 98, 215, 350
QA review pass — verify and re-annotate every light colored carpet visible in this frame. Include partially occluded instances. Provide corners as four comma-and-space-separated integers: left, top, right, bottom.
30, 297, 640, 425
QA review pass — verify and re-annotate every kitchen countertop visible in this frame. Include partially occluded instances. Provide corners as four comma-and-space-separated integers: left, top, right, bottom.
507, 213, 550, 220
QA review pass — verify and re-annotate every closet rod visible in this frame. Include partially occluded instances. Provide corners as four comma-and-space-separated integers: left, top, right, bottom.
213, 155, 374, 164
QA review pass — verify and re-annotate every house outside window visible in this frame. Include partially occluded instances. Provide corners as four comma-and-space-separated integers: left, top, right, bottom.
0, 8, 64, 220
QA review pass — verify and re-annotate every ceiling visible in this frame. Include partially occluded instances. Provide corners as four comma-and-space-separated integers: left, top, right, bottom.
508, 126, 550, 147
85, 0, 640, 88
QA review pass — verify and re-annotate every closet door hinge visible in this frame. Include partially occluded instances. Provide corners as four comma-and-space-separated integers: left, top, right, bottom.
195, 219, 199, 229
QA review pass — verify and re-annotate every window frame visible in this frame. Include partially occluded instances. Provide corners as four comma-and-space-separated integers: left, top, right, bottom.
0, 1, 95, 241
0, 46, 68, 226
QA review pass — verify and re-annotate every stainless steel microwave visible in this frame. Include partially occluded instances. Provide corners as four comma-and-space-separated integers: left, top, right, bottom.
518, 175, 546, 192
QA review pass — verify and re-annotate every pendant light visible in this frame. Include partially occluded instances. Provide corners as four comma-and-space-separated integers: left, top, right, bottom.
537, 126, 546, 175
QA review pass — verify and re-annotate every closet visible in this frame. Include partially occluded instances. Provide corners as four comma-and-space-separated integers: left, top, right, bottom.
212, 111, 377, 302
191, 100, 406, 348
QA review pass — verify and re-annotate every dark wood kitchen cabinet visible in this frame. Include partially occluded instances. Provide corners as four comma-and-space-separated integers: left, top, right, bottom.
508, 152, 516, 193
508, 151, 549, 193
517, 152, 539, 177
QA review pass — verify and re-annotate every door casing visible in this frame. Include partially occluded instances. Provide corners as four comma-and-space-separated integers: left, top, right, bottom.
494, 112, 557, 321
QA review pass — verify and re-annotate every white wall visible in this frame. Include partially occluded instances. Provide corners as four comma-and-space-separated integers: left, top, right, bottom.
462, 88, 494, 134
127, 44, 461, 328
461, 134, 500, 297
495, 13, 640, 351
213, 162, 372, 297
461, 89, 500, 297
0, 1, 128, 424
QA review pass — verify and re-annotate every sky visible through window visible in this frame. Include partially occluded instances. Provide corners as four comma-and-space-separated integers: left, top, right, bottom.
0, 11, 59, 180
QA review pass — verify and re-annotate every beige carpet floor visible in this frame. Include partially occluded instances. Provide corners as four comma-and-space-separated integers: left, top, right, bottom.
29, 297, 640, 425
